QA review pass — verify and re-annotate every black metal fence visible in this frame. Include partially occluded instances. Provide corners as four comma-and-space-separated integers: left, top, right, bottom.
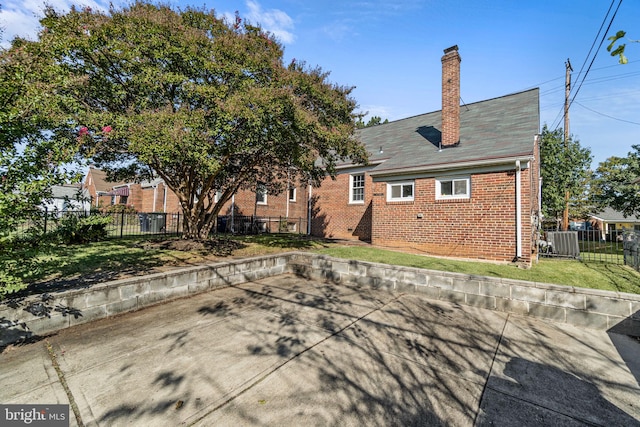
539, 228, 640, 271
8, 210, 309, 240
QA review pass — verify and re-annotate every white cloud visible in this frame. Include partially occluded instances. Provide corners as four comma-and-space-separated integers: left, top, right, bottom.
0, 0, 112, 47
358, 105, 395, 121
245, 0, 294, 44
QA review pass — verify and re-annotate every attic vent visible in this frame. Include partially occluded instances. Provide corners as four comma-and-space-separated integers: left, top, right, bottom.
546, 231, 580, 258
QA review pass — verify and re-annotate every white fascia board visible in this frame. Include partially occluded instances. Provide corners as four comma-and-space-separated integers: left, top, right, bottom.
369, 155, 533, 180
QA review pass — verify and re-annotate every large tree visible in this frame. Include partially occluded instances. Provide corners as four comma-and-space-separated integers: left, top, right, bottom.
539, 125, 593, 228
591, 145, 640, 217
0, 29, 81, 233
17, 3, 367, 239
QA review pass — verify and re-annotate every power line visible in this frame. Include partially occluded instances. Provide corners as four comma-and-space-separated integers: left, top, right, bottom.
550, 0, 623, 130
567, 0, 623, 118
575, 101, 640, 125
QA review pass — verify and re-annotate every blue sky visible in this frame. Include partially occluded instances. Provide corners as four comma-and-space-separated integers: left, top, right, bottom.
2, 0, 638, 166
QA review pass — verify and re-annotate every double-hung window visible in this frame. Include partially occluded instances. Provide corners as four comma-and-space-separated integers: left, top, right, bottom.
350, 173, 365, 203
436, 176, 470, 200
387, 181, 414, 202
256, 184, 267, 205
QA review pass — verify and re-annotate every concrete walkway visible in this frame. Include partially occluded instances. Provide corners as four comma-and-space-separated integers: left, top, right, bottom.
1, 274, 639, 426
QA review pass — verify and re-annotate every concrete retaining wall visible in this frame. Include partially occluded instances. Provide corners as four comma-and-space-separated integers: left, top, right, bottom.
0, 254, 290, 346
2, 252, 639, 347
288, 253, 640, 332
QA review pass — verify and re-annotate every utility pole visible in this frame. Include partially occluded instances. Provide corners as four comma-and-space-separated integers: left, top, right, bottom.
562, 59, 572, 231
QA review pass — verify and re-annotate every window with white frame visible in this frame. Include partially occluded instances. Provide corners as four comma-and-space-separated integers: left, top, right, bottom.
288, 187, 296, 202
256, 184, 267, 205
387, 181, 414, 202
436, 176, 470, 199
350, 173, 365, 203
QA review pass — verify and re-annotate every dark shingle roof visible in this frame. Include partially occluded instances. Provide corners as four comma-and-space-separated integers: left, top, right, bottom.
590, 207, 640, 223
351, 88, 539, 176
88, 167, 126, 192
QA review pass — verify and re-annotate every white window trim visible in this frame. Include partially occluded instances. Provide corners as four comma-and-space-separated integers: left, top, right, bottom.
386, 181, 414, 202
349, 173, 365, 204
288, 187, 296, 202
436, 176, 471, 200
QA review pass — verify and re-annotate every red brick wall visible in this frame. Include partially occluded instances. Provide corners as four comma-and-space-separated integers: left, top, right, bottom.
223, 183, 308, 219
441, 46, 461, 147
370, 169, 535, 263
127, 184, 143, 212
311, 172, 373, 241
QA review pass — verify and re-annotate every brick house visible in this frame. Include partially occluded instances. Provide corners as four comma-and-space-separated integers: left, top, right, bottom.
310, 46, 541, 264
82, 167, 181, 213
83, 166, 309, 232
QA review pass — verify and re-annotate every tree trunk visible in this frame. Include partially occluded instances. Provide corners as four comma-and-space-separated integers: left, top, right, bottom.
181, 205, 217, 240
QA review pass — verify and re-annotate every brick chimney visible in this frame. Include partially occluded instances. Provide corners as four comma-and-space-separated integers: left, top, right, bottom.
441, 45, 461, 148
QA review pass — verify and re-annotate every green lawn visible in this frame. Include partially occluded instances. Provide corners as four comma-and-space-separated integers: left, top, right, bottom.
2, 235, 639, 298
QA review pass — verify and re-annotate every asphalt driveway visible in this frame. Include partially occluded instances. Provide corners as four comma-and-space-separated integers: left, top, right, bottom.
1, 273, 639, 426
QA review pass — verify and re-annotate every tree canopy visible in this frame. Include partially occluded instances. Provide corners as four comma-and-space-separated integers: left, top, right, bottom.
591, 145, 640, 217
0, 27, 82, 233
8, 2, 367, 239
539, 125, 593, 226
355, 115, 389, 129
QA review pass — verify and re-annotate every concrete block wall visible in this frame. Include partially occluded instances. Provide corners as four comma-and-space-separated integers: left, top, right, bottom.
288, 253, 640, 331
2, 252, 638, 348
0, 255, 290, 346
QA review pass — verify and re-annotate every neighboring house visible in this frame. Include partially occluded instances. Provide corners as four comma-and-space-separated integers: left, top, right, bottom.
310, 46, 541, 264
43, 184, 91, 214
82, 166, 181, 213
83, 166, 127, 208
589, 207, 640, 241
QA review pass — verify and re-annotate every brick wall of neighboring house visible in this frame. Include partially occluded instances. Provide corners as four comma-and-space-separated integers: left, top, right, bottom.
311, 171, 373, 241
370, 168, 536, 263
227, 185, 309, 219
127, 184, 143, 212
139, 183, 181, 213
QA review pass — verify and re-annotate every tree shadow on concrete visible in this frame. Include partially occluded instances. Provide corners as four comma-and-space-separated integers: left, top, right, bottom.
477, 357, 640, 426
71, 274, 640, 426
608, 309, 640, 387
183, 278, 502, 425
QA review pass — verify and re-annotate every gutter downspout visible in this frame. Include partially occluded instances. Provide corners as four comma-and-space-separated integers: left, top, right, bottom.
307, 184, 312, 235
515, 160, 522, 259
153, 185, 157, 212
163, 184, 167, 212
231, 194, 235, 233
286, 170, 290, 219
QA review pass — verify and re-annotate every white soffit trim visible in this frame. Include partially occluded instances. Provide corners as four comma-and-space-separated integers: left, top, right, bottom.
369, 156, 533, 180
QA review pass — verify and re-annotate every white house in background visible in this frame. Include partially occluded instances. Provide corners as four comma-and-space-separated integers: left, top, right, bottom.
42, 184, 91, 214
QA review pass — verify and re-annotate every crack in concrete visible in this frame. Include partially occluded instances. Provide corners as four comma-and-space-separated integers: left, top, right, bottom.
186, 292, 406, 426
45, 339, 84, 427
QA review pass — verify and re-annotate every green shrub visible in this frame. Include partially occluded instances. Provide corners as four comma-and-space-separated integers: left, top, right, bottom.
53, 214, 112, 244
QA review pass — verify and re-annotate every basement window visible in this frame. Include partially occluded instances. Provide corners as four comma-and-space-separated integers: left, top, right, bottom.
436, 176, 470, 200
387, 181, 414, 202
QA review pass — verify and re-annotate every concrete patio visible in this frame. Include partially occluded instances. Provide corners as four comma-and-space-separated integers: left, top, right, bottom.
1, 273, 639, 426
